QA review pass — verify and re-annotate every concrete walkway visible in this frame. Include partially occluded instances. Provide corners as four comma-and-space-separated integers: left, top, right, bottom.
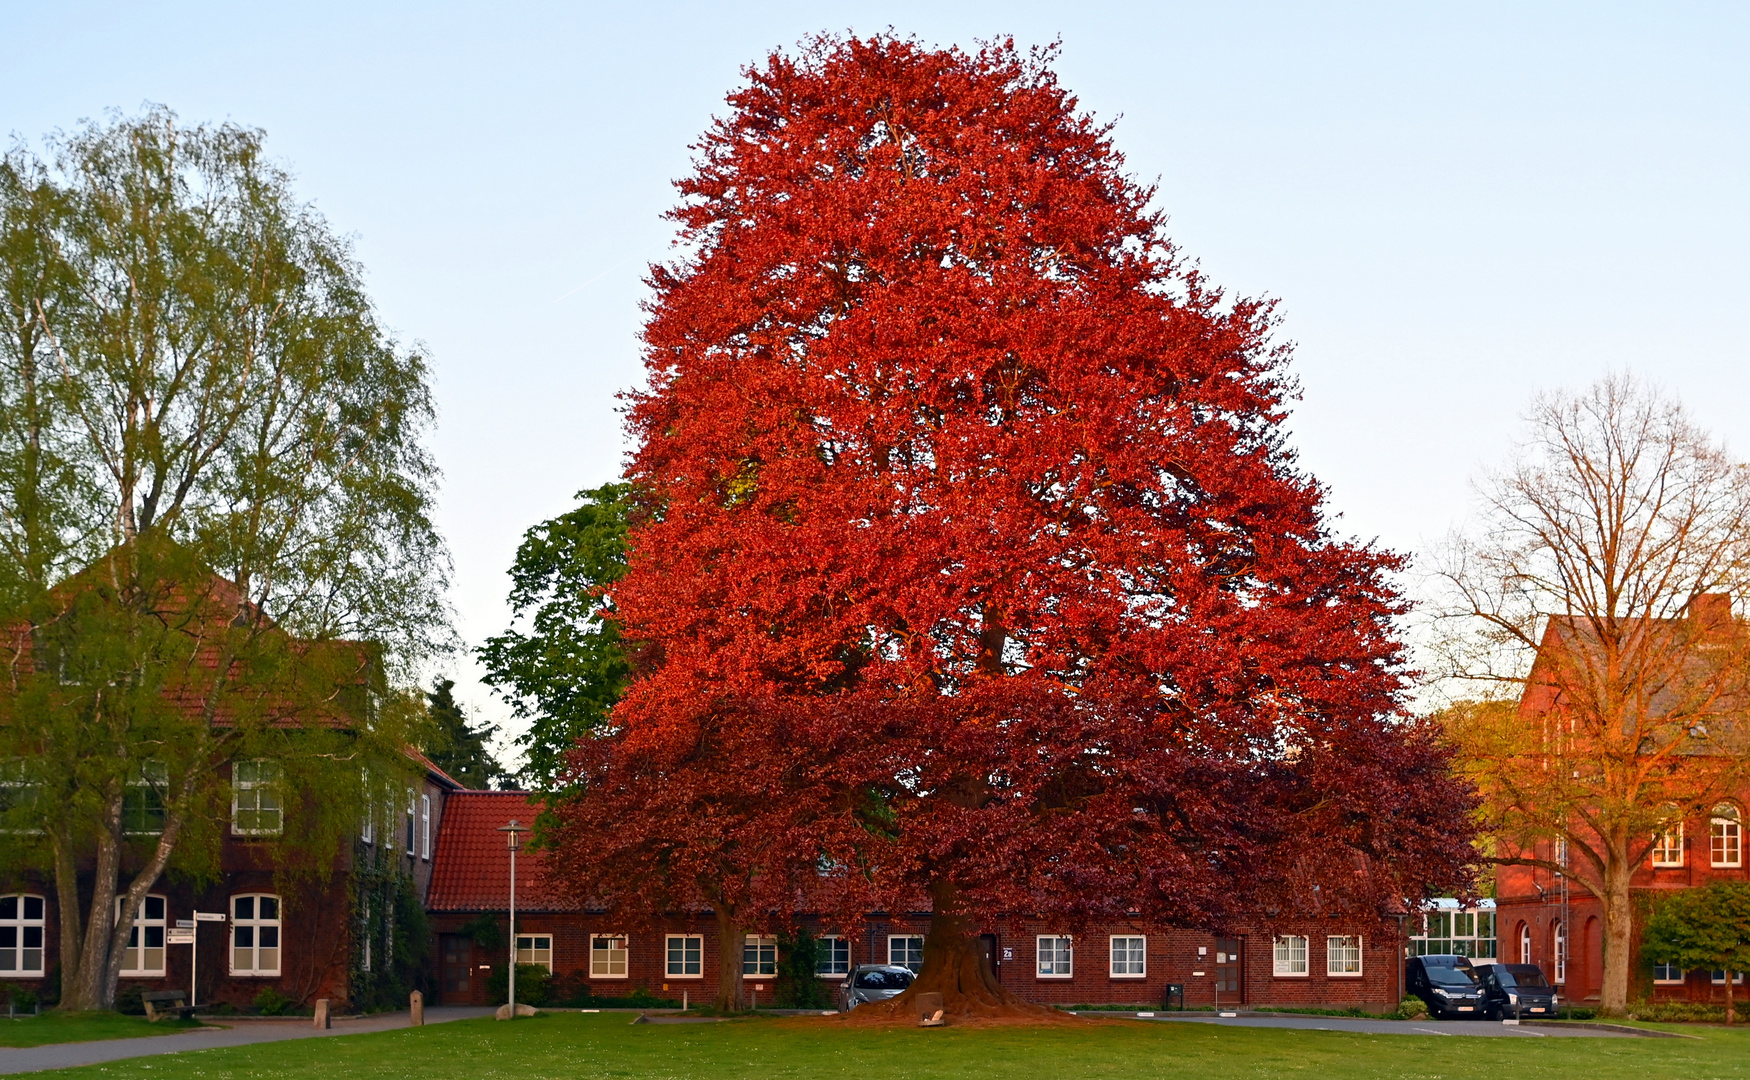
1137, 1013, 1647, 1038
0, 1006, 495, 1075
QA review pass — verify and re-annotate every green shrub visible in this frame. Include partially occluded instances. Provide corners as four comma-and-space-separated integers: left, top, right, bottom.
2, 984, 39, 1013
253, 987, 293, 1016
486, 963, 551, 1007
1396, 996, 1429, 1020
1624, 1002, 1724, 1023
115, 984, 146, 1016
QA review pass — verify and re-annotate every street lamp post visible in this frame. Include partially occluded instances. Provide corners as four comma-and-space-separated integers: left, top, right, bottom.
497, 819, 531, 1018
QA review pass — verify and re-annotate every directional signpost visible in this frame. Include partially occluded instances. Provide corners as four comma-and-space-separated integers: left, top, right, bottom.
183, 911, 227, 1008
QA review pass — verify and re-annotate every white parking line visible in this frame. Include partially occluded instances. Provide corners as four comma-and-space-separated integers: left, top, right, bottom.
1414, 1027, 1452, 1036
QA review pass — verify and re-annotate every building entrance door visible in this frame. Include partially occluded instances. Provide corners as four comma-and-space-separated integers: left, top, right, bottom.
1215, 938, 1243, 1005
979, 934, 1000, 983
440, 934, 475, 1004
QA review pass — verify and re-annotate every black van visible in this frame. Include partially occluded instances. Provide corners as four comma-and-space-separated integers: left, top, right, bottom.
1471, 962, 1558, 1020
1405, 954, 1484, 1018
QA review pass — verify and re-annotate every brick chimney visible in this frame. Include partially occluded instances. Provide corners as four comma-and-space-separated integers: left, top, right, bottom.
1689, 593, 1733, 630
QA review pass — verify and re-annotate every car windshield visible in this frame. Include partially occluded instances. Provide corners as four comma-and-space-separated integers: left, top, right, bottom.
1502, 965, 1550, 989
855, 969, 913, 990
1425, 963, 1478, 987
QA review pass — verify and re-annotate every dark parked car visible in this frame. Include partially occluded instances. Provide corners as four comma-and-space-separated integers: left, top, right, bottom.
1405, 954, 1484, 1018
1472, 962, 1558, 1020
837, 964, 916, 1011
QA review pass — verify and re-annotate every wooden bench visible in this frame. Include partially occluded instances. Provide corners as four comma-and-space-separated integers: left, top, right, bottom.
142, 990, 197, 1021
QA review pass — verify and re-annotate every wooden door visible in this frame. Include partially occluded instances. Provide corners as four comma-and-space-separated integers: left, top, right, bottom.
440, 934, 475, 1004
979, 934, 1000, 983
1215, 938, 1243, 1004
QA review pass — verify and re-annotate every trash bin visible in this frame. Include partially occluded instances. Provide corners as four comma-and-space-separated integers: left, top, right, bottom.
1163, 983, 1185, 1011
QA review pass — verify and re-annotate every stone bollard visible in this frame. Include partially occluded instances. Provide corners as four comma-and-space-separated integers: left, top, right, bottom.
313, 999, 331, 1029
410, 990, 424, 1026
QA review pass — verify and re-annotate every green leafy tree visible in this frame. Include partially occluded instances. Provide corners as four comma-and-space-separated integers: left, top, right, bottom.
479, 483, 629, 789
1642, 881, 1750, 1023
0, 108, 448, 1011
423, 678, 506, 789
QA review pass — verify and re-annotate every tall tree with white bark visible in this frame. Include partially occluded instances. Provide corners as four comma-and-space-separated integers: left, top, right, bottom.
0, 108, 447, 1011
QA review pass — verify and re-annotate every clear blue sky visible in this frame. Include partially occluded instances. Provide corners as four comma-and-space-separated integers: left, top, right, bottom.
6, 2, 1746, 757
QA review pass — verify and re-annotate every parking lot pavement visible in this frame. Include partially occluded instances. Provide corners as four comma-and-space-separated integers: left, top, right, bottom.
0, 1006, 497, 1075
1137, 1013, 1640, 1038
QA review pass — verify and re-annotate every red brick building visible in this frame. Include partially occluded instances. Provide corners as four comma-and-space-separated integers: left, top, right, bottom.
1492, 595, 1750, 1007
425, 790, 1408, 1011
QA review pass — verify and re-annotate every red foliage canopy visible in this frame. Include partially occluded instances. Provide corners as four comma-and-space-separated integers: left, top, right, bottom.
547, 35, 1473, 963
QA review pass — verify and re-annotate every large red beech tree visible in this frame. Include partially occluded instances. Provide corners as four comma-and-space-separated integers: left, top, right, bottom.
545, 35, 1474, 1018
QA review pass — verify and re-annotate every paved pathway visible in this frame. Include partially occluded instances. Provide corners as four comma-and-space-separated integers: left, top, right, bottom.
1137, 1013, 1644, 1038
0, 1006, 495, 1075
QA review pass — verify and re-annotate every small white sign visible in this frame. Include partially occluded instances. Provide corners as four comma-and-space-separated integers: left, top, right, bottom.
195, 912, 227, 922
175, 919, 194, 929
167, 929, 196, 945
1001, 947, 1014, 961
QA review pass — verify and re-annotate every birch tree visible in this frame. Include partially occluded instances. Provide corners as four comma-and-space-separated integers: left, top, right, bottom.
0, 108, 447, 1011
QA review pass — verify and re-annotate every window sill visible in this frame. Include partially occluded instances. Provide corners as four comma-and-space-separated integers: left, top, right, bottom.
1108, 974, 1148, 980
229, 972, 283, 978
1326, 972, 1365, 979
1035, 974, 1074, 980
120, 973, 168, 979
665, 973, 706, 980
589, 974, 630, 980
1272, 972, 1310, 979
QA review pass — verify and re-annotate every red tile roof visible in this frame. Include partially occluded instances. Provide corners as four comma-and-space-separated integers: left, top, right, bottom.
427, 791, 577, 912
404, 746, 463, 790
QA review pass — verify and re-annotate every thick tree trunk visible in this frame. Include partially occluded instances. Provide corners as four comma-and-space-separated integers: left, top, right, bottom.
48, 823, 84, 1003
1729, 975, 1736, 1025
61, 793, 124, 1012
1598, 850, 1635, 1017
713, 906, 746, 1012
854, 879, 1054, 1022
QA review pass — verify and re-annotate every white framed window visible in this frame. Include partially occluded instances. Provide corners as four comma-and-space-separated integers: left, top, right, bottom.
361, 900, 372, 973
517, 934, 553, 972
0, 759, 42, 834
744, 934, 777, 978
123, 761, 168, 835
1553, 921, 1566, 985
1652, 961, 1683, 984
420, 795, 431, 860
1711, 969, 1745, 985
1326, 935, 1362, 977
231, 761, 282, 836
1109, 936, 1146, 978
360, 770, 374, 843
666, 934, 703, 978
405, 789, 416, 854
1037, 935, 1073, 978
888, 935, 923, 973
1519, 924, 1532, 965
0, 894, 46, 976
231, 894, 281, 976
1652, 820, 1684, 867
590, 933, 628, 977
1712, 805, 1741, 867
817, 935, 851, 977
119, 895, 167, 977
1273, 935, 1309, 977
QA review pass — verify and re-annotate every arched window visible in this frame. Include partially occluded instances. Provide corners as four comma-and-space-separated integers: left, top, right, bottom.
231, 894, 281, 976
118, 895, 167, 977
1552, 921, 1567, 985
0, 894, 45, 976
1712, 805, 1741, 868
1519, 923, 1532, 964
1652, 806, 1684, 867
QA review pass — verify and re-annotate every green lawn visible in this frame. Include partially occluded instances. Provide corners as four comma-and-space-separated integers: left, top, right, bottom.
21, 1011, 1750, 1079
0, 1010, 204, 1048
